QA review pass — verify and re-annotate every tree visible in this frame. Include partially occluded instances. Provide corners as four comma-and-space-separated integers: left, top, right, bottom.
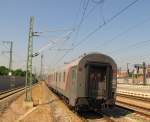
13, 69, 26, 76
0, 66, 9, 76
0, 66, 26, 77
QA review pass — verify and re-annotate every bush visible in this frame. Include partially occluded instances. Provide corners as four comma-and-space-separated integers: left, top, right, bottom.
0, 66, 9, 76
0, 66, 26, 77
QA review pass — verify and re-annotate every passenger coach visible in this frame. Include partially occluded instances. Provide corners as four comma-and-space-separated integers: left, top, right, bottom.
47, 53, 117, 110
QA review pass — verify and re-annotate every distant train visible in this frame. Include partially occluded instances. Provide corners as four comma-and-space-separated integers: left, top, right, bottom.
47, 53, 117, 111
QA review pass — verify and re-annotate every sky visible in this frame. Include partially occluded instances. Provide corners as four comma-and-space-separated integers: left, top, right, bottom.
0, 0, 150, 74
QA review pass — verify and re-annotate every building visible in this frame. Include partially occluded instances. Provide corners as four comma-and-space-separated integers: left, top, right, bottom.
117, 71, 128, 78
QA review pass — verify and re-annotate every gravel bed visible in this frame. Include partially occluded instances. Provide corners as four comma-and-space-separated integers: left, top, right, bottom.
43, 84, 83, 122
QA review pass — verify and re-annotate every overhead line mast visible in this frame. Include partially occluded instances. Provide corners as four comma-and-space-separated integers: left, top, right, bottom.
24, 16, 73, 104
25, 16, 34, 102
40, 54, 44, 80
2, 41, 13, 76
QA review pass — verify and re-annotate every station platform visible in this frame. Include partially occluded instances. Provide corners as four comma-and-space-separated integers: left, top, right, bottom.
117, 84, 150, 98
117, 78, 150, 85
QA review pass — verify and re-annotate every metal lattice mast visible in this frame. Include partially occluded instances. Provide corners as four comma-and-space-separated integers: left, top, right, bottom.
9, 41, 13, 76
2, 41, 13, 76
40, 54, 44, 80
25, 16, 34, 102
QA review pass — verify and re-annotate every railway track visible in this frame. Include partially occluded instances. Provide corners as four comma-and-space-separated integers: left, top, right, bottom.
0, 86, 26, 113
48, 88, 115, 122
0, 83, 38, 100
0, 83, 38, 113
0, 87, 25, 100
46, 84, 150, 122
116, 93, 150, 117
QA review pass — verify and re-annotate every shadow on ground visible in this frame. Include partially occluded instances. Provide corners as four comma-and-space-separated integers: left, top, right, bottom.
78, 106, 134, 119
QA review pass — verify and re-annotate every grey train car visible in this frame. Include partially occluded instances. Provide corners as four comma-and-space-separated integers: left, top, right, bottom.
47, 53, 117, 110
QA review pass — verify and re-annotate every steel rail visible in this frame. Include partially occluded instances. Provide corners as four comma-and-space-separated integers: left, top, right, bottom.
0, 86, 25, 95
0, 83, 37, 100
117, 93, 150, 102
0, 87, 25, 100
116, 93, 150, 117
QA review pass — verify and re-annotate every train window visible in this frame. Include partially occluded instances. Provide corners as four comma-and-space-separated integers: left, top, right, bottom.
97, 73, 105, 82
63, 72, 65, 82
53, 73, 55, 81
50, 75, 51, 80
56, 72, 58, 82
54, 73, 56, 81
72, 68, 77, 81
59, 73, 61, 82
54, 73, 55, 81
97, 73, 101, 82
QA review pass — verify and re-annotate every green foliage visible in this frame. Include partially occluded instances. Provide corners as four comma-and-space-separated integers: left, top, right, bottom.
128, 72, 142, 78
12, 69, 26, 77
0, 66, 9, 76
128, 72, 133, 77
0, 66, 26, 76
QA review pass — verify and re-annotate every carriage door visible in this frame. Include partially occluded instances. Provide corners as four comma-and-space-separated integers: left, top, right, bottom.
106, 65, 113, 99
87, 64, 107, 98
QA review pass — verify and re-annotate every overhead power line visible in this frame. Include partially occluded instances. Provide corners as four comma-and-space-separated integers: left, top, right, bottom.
74, 0, 90, 39
117, 52, 150, 64
53, 0, 140, 66
73, 0, 105, 43
40, 28, 75, 33
109, 39, 150, 54
81, 0, 105, 24
97, 16, 150, 50
49, 48, 73, 51
74, 0, 140, 48
92, 0, 104, 4
85, 0, 105, 24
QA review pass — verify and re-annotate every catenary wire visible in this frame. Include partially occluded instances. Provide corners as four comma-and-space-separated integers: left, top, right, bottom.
108, 39, 150, 54
53, 0, 140, 66
96, 16, 150, 50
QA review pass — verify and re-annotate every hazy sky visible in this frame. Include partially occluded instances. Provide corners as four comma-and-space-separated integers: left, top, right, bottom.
0, 0, 150, 73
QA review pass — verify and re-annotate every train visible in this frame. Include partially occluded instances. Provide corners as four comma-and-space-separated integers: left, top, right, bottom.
47, 52, 117, 111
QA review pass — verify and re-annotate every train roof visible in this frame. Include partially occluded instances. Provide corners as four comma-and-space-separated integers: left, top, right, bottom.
51, 52, 116, 72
